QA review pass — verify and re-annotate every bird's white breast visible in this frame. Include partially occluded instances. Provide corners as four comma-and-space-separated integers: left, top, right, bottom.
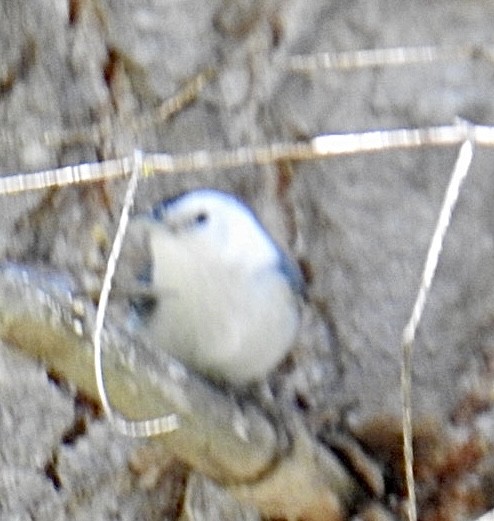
145, 227, 299, 384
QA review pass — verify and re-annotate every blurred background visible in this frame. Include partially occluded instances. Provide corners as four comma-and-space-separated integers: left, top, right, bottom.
1, 1, 494, 519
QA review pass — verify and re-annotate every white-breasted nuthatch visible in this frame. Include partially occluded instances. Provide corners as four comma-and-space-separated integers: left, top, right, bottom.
130, 189, 305, 385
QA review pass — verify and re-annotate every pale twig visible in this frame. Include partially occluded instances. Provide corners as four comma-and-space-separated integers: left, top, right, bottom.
93, 149, 179, 437
0, 43, 491, 152
400, 139, 474, 521
0, 68, 214, 152
0, 122, 493, 196
284, 43, 493, 72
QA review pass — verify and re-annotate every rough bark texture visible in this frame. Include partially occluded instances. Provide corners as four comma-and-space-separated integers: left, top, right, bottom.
2, 1, 494, 520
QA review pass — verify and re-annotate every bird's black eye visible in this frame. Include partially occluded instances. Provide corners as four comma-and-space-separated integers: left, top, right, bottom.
195, 211, 208, 225
151, 203, 165, 221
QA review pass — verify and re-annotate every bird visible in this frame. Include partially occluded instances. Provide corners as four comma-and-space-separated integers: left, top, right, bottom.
129, 189, 305, 386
